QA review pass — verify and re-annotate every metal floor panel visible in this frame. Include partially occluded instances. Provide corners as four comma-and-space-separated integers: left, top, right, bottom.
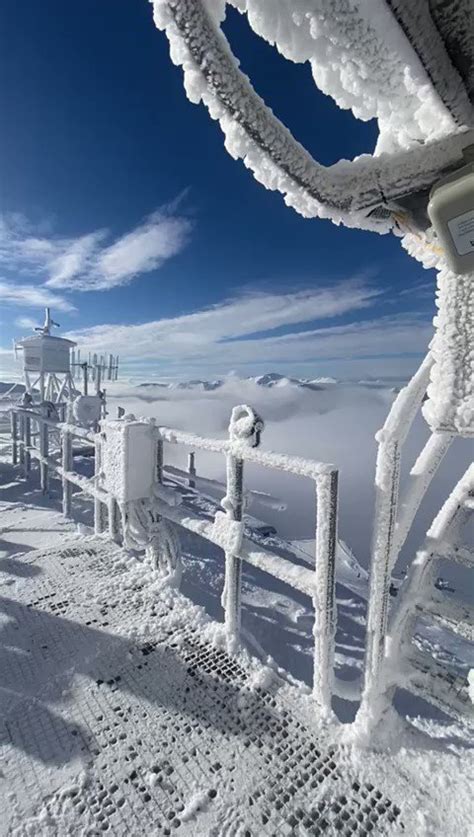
1, 538, 404, 836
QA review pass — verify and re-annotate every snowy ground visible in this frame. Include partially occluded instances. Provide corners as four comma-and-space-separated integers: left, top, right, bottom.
0, 378, 473, 834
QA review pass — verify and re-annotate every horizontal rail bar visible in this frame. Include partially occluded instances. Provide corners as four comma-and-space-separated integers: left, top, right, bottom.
16, 434, 106, 503
157, 426, 334, 478
12, 409, 96, 443
156, 499, 315, 597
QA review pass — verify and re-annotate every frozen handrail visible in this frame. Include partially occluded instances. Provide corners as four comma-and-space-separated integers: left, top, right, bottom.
157, 424, 336, 478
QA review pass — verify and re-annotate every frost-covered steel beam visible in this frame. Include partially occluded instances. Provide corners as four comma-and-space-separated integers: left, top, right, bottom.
357, 354, 434, 724
386, 0, 474, 127
392, 431, 453, 556
154, 0, 474, 229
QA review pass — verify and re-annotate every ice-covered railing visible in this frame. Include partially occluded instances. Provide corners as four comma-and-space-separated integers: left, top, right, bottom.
356, 353, 473, 732
8, 402, 339, 717
150, 406, 339, 716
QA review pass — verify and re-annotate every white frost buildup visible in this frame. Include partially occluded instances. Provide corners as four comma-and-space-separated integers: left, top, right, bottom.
469, 670, 474, 705
101, 418, 157, 502
226, 0, 456, 152
211, 509, 244, 553
423, 269, 474, 435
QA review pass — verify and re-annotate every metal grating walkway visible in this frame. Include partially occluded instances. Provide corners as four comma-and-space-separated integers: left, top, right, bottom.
1, 539, 406, 835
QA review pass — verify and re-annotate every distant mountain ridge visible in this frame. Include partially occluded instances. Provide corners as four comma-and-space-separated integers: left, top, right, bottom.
137, 372, 340, 391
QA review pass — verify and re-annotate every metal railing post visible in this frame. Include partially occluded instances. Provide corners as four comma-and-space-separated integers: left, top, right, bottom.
62, 430, 73, 517
313, 470, 338, 715
223, 453, 244, 649
108, 498, 121, 543
94, 435, 106, 534
187, 451, 196, 488
11, 411, 18, 465
157, 438, 164, 484
361, 439, 401, 714
23, 415, 31, 476
18, 414, 25, 467
40, 420, 49, 494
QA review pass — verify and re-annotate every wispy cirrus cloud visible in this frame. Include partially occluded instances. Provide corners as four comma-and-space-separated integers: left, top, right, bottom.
64, 282, 431, 375
0, 280, 75, 312
0, 203, 192, 292
15, 316, 44, 330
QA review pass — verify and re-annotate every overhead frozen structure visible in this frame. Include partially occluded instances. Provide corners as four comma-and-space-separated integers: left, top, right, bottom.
151, 0, 474, 436
149, 0, 474, 237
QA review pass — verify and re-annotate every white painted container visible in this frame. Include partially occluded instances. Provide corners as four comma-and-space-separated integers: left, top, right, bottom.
101, 419, 156, 502
17, 334, 76, 373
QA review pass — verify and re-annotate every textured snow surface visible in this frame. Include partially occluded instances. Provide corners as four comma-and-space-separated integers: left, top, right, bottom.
1, 417, 473, 834
211, 509, 243, 552
1, 534, 472, 836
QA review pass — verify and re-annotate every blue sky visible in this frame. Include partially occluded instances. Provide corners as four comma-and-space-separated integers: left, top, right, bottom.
0, 0, 436, 381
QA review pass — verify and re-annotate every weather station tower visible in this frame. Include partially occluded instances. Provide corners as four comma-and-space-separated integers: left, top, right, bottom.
14, 308, 78, 404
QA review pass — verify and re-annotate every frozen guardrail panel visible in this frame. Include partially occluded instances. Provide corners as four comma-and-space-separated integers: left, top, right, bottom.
428, 160, 474, 274
100, 418, 156, 502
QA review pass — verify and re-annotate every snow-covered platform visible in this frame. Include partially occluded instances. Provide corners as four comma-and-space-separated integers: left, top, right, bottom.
0, 537, 412, 836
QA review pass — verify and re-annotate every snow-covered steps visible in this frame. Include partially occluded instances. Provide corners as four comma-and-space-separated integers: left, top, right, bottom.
0, 537, 430, 836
